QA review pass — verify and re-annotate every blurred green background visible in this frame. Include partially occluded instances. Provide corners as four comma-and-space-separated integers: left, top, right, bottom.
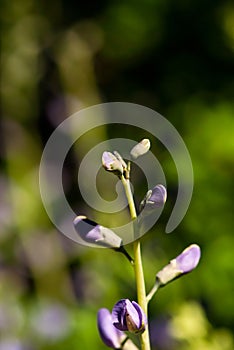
0, 0, 234, 349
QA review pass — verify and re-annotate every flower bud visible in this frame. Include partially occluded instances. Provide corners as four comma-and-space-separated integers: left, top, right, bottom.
97, 308, 124, 349
73, 216, 122, 248
102, 151, 124, 176
113, 151, 127, 171
156, 244, 201, 286
112, 299, 147, 334
130, 139, 151, 159
139, 184, 167, 213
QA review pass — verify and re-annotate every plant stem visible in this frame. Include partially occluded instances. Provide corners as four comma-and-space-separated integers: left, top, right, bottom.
133, 240, 151, 350
121, 174, 151, 350
114, 246, 134, 265
121, 175, 137, 219
146, 281, 160, 303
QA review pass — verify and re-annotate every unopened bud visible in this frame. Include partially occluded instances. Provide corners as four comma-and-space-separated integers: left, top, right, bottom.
102, 151, 124, 175
113, 151, 127, 171
73, 216, 122, 248
156, 244, 201, 286
140, 184, 167, 213
112, 299, 147, 335
130, 139, 151, 159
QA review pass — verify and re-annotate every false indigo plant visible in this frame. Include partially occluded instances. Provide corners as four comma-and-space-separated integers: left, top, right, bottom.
73, 139, 201, 350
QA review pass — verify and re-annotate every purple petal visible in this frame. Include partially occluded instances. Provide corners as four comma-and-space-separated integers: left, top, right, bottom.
112, 299, 147, 334
149, 185, 167, 207
97, 308, 123, 348
102, 151, 115, 168
73, 216, 102, 242
156, 244, 201, 285
131, 301, 147, 331
125, 299, 140, 331
73, 216, 122, 248
139, 184, 167, 214
112, 299, 128, 331
102, 151, 123, 174
175, 244, 201, 273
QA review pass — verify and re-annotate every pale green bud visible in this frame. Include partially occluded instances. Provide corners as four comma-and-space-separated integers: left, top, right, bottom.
130, 139, 151, 159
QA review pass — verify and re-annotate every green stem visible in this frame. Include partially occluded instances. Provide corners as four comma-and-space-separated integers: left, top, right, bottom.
121, 175, 137, 219
146, 281, 160, 303
133, 240, 151, 350
121, 175, 151, 350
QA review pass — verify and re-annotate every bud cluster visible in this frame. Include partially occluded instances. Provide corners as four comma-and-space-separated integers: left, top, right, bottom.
73, 138, 201, 349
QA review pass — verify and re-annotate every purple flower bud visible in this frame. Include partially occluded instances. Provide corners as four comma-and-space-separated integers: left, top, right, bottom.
102, 151, 124, 175
112, 299, 147, 334
73, 216, 122, 248
156, 244, 201, 286
97, 308, 124, 349
140, 184, 167, 213
175, 244, 201, 273
149, 185, 167, 206
130, 139, 151, 159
